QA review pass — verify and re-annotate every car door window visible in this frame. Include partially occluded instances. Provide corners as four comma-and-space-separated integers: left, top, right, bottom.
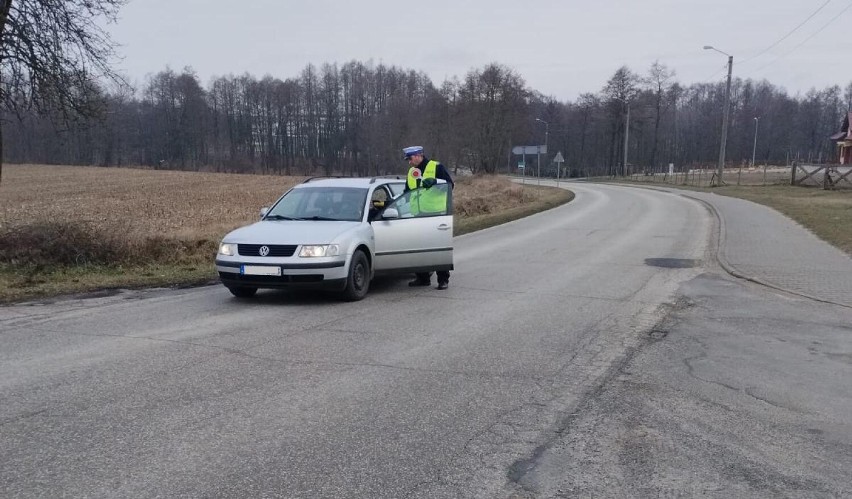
368, 186, 390, 220
386, 184, 451, 219
371, 187, 389, 205
388, 183, 406, 198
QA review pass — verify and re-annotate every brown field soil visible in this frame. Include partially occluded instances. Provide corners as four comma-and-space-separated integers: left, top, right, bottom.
0, 164, 572, 302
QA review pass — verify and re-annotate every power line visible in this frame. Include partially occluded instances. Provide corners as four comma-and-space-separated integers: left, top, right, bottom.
739, 0, 832, 65
752, 1, 852, 72
704, 62, 730, 83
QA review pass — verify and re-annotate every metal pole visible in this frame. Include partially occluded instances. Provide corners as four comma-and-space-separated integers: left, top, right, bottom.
545, 122, 549, 179
537, 149, 541, 185
716, 55, 733, 186
623, 102, 630, 176
535, 118, 549, 184
751, 117, 759, 167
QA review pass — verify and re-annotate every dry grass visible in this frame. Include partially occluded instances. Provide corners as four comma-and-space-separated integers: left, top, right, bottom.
611, 174, 852, 255
714, 184, 852, 255
0, 164, 571, 302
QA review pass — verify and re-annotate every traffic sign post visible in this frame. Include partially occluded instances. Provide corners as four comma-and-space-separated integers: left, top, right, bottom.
512, 145, 547, 155
512, 145, 547, 186
553, 151, 565, 186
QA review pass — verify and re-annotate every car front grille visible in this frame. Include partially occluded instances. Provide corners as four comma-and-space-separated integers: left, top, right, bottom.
238, 244, 298, 257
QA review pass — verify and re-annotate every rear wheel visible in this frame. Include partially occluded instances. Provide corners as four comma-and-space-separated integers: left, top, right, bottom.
341, 250, 370, 301
227, 286, 257, 298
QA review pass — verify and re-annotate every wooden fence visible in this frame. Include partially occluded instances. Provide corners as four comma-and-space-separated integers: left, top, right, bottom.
792, 164, 852, 189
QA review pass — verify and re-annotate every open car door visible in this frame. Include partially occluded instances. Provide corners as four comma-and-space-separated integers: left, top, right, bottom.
371, 181, 453, 274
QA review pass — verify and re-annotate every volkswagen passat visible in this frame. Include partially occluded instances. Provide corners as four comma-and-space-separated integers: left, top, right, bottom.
215, 176, 453, 300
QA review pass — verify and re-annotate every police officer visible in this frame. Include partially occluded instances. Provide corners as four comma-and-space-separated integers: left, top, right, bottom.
403, 145, 454, 290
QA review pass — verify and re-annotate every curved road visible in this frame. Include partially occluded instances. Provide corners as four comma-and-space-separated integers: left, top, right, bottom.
6, 182, 840, 497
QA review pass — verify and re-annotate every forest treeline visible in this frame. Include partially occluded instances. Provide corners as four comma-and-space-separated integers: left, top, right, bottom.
4, 60, 851, 177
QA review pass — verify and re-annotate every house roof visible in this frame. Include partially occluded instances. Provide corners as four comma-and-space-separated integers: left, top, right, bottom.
831, 112, 851, 141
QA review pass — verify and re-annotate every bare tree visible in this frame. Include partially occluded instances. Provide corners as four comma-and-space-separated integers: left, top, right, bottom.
6, 51, 852, 176
644, 61, 675, 169
0, 0, 126, 181
601, 66, 639, 175
458, 63, 527, 174
845, 81, 852, 113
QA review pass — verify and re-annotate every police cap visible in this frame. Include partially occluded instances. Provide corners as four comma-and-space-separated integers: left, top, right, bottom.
403, 146, 424, 159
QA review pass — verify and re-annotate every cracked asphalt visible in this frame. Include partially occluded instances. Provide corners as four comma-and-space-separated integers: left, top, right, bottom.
505, 182, 852, 498
2, 182, 850, 498
511, 272, 852, 498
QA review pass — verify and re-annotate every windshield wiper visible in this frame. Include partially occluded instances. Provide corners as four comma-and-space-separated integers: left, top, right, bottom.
264, 214, 302, 221
306, 216, 340, 221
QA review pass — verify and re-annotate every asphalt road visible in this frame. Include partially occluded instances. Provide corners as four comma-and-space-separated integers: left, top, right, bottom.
2, 183, 849, 498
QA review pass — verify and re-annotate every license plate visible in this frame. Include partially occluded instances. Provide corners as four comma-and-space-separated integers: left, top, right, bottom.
241, 265, 282, 276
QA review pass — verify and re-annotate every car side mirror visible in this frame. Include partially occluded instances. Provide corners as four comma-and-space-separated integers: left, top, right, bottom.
382, 207, 399, 219
260, 207, 269, 218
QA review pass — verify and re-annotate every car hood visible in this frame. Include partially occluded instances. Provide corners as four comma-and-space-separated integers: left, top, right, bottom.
223, 220, 361, 245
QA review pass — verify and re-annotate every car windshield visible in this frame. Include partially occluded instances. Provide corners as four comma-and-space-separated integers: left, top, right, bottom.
266, 186, 368, 222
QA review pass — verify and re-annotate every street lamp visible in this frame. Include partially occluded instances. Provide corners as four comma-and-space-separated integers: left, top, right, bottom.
704, 45, 733, 186
751, 117, 760, 168
535, 118, 549, 184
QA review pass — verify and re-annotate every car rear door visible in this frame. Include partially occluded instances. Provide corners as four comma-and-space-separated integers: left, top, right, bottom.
371, 182, 453, 274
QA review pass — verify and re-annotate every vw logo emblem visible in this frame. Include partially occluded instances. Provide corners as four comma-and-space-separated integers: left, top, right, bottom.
258, 245, 270, 256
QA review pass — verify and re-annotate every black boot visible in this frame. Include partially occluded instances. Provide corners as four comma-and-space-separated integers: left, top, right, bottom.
436, 271, 450, 290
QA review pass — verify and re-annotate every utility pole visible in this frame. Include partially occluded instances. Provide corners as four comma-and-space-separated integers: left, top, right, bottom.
718, 55, 733, 185
751, 117, 759, 167
704, 46, 733, 186
623, 102, 630, 176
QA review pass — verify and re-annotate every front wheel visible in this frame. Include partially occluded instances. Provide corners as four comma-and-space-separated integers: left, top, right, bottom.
341, 250, 370, 301
227, 286, 258, 298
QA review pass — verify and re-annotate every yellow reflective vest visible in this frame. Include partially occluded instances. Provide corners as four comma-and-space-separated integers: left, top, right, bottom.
407, 160, 446, 214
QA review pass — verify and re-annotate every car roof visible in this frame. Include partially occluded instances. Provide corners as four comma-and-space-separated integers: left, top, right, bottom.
294, 176, 405, 189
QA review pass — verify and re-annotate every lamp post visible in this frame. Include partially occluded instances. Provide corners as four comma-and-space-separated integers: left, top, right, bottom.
623, 101, 630, 177
751, 116, 760, 168
704, 45, 733, 187
535, 118, 549, 184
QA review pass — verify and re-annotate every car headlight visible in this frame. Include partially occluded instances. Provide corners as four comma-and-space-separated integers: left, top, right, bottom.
219, 243, 237, 256
299, 244, 340, 257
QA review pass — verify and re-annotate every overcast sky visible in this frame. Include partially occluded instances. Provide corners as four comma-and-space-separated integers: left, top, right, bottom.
106, 0, 852, 101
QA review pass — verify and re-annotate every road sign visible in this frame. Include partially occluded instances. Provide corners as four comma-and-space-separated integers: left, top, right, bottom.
553, 151, 564, 164
512, 145, 547, 155
518, 160, 525, 169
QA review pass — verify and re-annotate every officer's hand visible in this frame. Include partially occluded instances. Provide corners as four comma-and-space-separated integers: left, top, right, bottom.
422, 178, 436, 188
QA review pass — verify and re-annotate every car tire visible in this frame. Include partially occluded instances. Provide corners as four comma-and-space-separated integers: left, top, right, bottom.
227, 286, 258, 298
341, 250, 370, 301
